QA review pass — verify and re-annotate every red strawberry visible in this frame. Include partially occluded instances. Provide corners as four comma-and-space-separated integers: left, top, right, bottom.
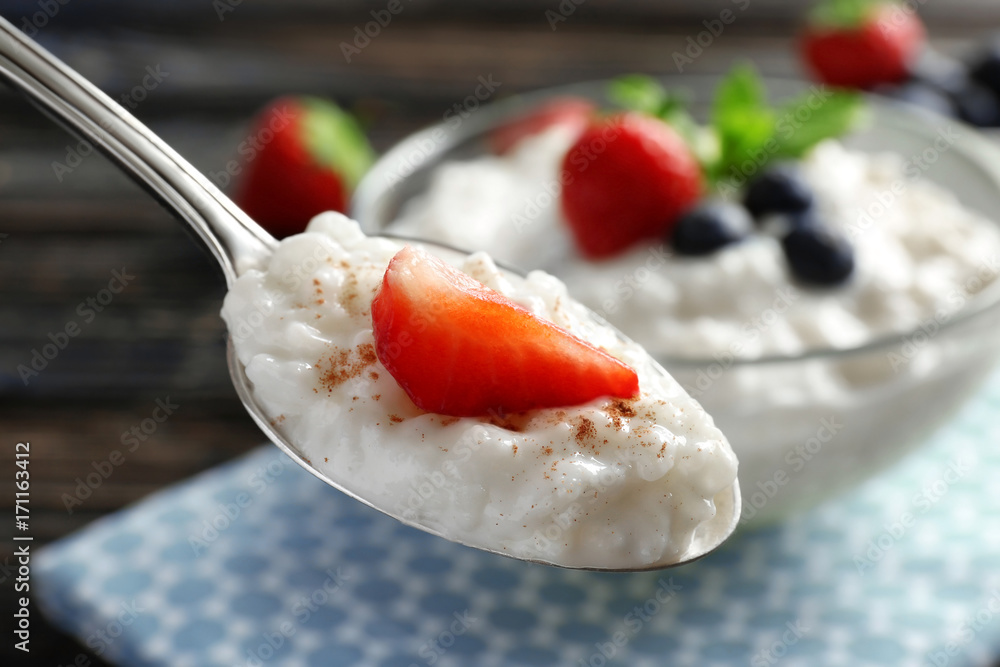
236, 96, 374, 239
560, 112, 703, 259
801, 1, 925, 89
371, 246, 639, 417
489, 97, 596, 154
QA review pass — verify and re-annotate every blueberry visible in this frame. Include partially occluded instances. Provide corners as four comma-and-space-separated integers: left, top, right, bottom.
969, 37, 1000, 97
743, 166, 814, 220
951, 81, 1000, 127
781, 223, 855, 286
671, 202, 752, 256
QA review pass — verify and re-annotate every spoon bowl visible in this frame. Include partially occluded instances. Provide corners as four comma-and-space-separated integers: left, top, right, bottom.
0, 17, 740, 570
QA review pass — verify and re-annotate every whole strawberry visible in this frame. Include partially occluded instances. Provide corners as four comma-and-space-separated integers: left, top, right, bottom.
560, 113, 703, 259
235, 97, 374, 239
801, 0, 925, 89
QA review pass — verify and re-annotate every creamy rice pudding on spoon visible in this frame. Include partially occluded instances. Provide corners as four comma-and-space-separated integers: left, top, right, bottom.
0, 18, 741, 570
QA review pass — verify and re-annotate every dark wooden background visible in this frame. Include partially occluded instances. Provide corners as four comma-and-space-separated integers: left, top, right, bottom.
0, 2, 997, 664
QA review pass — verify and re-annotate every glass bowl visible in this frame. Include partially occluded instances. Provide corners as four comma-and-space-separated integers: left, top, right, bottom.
351, 76, 1000, 524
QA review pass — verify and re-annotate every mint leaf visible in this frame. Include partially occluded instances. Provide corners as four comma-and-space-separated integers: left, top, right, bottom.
714, 64, 769, 116
608, 74, 667, 117
710, 65, 776, 182
773, 90, 866, 158
607, 67, 865, 187
607, 75, 712, 168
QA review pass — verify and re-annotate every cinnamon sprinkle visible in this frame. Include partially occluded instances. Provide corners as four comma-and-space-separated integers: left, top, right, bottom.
317, 343, 378, 392
575, 417, 597, 444
607, 398, 637, 430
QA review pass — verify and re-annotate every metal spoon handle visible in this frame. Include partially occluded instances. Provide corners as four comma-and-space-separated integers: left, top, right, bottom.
0, 16, 275, 285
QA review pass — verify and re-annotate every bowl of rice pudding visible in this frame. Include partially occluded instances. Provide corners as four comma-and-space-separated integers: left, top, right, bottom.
352, 76, 1000, 524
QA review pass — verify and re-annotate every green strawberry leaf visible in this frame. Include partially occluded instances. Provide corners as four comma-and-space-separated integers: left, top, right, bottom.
300, 97, 375, 189
608, 74, 718, 172
810, 0, 883, 28
773, 90, 867, 158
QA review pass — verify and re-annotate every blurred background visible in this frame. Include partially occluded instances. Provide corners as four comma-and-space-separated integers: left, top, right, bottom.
2, 1, 1000, 664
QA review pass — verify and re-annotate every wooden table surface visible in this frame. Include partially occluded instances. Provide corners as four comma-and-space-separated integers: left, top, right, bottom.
1, 5, 998, 665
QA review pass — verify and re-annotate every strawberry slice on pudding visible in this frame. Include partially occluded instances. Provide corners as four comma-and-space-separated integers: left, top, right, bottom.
371, 245, 639, 417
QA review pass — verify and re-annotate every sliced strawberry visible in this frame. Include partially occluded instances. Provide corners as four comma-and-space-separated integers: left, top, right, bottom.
236, 96, 374, 239
489, 97, 596, 154
801, 1, 925, 89
560, 112, 703, 259
371, 246, 639, 417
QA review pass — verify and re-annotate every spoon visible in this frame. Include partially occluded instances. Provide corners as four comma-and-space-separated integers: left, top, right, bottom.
0, 17, 740, 570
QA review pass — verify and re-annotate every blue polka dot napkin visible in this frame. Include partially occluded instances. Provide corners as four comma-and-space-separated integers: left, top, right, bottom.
36, 371, 1000, 666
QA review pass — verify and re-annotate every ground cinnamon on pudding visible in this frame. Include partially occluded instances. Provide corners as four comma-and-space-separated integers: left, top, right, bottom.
607, 398, 637, 430
317, 343, 378, 392
341, 267, 376, 319
575, 417, 597, 444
